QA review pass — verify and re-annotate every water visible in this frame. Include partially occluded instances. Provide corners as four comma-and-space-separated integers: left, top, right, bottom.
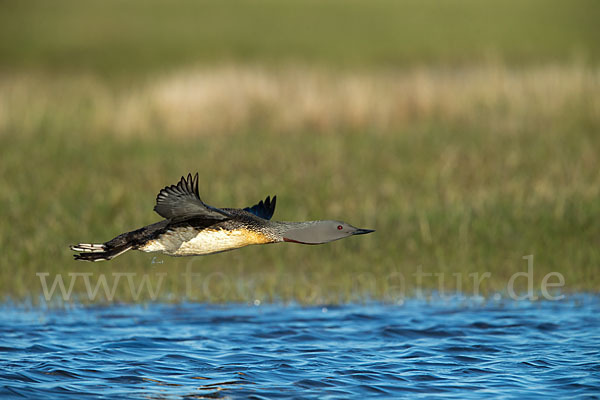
1, 297, 599, 399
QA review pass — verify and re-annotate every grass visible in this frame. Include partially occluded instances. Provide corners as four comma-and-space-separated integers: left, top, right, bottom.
1, 0, 599, 79
0, 0, 599, 304
3, 64, 598, 137
1, 64, 599, 304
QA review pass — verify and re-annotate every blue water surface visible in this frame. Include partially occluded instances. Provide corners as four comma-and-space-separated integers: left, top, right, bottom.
1, 297, 599, 399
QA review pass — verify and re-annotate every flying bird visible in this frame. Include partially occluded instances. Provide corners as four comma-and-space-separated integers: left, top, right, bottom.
71, 173, 374, 261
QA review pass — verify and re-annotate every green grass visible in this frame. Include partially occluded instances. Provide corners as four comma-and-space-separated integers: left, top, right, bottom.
1, 0, 599, 79
0, 0, 599, 304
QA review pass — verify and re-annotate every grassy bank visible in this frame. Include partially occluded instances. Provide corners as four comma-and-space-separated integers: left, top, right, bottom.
1, 65, 598, 303
1, 0, 599, 303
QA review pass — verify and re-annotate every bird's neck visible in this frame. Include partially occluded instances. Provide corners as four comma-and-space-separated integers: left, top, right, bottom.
270, 221, 325, 244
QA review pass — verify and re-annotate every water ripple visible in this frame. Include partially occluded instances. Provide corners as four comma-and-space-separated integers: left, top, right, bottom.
1, 296, 599, 399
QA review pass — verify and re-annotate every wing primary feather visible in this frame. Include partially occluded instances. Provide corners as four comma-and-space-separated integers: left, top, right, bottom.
153, 173, 230, 220
193, 173, 199, 198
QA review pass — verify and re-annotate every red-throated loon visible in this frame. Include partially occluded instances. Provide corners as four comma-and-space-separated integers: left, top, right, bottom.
70, 173, 374, 261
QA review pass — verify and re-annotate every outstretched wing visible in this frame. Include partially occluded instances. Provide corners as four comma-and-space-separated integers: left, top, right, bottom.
244, 195, 277, 220
154, 173, 231, 220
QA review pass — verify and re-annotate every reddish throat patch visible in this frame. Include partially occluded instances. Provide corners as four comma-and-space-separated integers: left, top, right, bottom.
283, 237, 319, 245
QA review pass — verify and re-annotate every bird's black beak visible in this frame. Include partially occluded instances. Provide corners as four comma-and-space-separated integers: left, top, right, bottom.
352, 228, 375, 235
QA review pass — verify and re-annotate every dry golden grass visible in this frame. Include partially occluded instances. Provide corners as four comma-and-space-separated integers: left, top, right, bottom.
2, 63, 598, 138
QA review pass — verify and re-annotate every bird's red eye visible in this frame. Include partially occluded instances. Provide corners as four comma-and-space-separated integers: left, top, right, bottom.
337, 225, 343, 230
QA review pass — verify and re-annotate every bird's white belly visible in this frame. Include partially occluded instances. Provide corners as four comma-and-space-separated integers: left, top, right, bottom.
139, 227, 272, 256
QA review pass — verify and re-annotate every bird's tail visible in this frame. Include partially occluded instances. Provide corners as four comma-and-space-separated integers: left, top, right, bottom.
71, 220, 168, 262
70, 242, 132, 262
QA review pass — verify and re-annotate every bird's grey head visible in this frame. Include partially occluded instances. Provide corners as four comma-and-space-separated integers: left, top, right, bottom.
282, 220, 374, 244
